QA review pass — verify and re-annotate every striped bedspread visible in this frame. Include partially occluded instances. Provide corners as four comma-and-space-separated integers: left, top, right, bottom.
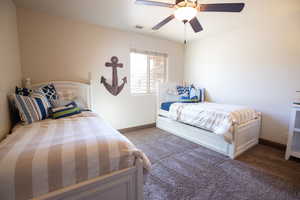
0, 112, 150, 200
169, 102, 259, 142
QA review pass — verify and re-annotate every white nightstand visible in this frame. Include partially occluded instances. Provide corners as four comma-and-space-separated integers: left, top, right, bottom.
285, 104, 300, 160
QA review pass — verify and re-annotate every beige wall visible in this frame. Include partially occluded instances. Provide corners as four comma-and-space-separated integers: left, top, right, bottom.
184, 0, 300, 144
0, 0, 22, 139
17, 8, 184, 129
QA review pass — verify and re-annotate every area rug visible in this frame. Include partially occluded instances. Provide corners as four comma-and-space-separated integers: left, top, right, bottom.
124, 128, 300, 200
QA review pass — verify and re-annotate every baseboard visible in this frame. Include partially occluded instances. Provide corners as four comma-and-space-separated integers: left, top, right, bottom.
235, 138, 259, 158
259, 138, 286, 151
118, 123, 156, 133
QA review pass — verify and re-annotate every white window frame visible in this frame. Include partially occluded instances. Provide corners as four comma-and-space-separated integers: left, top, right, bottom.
130, 49, 168, 95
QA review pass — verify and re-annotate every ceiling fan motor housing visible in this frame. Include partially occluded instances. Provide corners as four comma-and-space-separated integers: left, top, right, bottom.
175, 0, 198, 8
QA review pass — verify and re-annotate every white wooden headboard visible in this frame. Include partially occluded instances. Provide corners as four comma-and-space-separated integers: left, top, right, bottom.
157, 82, 181, 113
24, 77, 93, 110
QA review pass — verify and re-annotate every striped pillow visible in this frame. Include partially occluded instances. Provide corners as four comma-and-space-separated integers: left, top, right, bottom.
49, 102, 81, 119
12, 94, 51, 124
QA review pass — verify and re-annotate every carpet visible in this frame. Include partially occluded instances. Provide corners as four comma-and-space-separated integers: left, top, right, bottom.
124, 128, 300, 200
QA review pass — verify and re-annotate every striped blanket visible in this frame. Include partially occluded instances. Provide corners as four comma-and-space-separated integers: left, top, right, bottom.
0, 112, 150, 200
169, 102, 259, 142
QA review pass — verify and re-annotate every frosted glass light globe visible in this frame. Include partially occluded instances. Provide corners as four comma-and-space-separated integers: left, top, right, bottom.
174, 7, 197, 21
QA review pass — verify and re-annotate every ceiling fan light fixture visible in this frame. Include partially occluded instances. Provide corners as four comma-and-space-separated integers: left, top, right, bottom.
174, 7, 197, 22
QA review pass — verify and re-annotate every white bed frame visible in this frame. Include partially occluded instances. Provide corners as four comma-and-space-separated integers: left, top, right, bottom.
156, 82, 261, 159
25, 74, 144, 200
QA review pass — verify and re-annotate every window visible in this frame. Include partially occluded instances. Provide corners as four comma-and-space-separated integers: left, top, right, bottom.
130, 50, 167, 94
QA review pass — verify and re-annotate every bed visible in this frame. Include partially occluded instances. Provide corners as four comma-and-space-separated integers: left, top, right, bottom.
156, 82, 261, 159
0, 77, 149, 200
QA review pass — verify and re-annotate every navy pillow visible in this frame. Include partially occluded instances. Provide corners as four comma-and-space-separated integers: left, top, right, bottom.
161, 101, 177, 111
49, 101, 81, 119
15, 86, 33, 96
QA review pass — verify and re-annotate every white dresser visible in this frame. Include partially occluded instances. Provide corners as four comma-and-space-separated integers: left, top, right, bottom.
285, 104, 300, 160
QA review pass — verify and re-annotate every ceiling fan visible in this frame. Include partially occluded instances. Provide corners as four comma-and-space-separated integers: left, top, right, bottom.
135, 0, 245, 33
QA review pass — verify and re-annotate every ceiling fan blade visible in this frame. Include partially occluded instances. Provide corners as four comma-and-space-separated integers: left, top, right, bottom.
175, 0, 185, 4
199, 3, 245, 12
152, 15, 175, 30
135, 0, 174, 8
189, 17, 203, 33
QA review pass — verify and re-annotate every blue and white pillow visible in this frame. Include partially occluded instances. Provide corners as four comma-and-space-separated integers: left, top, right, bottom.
189, 85, 199, 100
176, 86, 190, 100
176, 85, 205, 102
15, 86, 33, 96
12, 94, 51, 124
38, 84, 59, 106
54, 97, 88, 111
189, 85, 205, 102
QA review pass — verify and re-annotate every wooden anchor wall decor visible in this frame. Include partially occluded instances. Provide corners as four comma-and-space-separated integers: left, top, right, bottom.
101, 56, 127, 96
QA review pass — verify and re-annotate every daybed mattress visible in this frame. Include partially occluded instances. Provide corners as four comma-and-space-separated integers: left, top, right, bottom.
166, 102, 259, 142
0, 112, 150, 200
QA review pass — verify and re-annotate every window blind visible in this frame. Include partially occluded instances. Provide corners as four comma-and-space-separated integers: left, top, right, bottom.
130, 50, 167, 94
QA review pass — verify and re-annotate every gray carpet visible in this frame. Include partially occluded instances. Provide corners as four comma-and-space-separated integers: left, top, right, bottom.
124, 128, 300, 200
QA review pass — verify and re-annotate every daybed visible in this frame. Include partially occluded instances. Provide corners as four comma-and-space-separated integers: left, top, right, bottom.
156, 82, 261, 159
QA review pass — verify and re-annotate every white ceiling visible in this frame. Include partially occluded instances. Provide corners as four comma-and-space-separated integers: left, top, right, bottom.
13, 0, 250, 43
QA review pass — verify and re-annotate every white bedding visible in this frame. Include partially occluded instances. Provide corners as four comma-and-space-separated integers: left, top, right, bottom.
168, 102, 259, 142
